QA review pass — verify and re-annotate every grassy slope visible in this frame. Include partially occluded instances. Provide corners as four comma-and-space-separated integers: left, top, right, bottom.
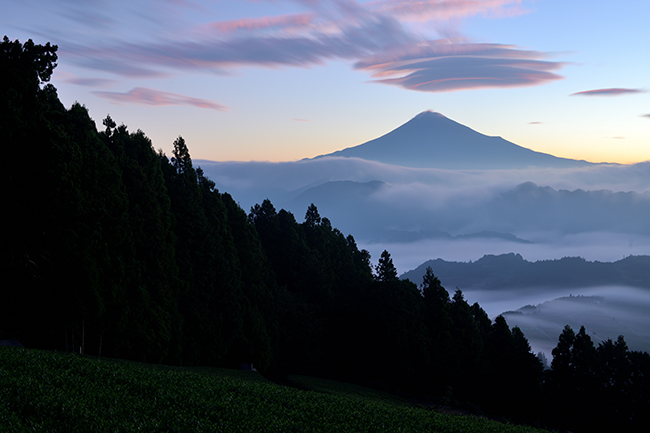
0, 347, 546, 432
285, 374, 413, 408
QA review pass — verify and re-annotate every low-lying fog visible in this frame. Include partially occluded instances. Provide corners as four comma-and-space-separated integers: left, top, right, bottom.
378, 236, 650, 360
364, 236, 650, 360
198, 158, 650, 359
494, 286, 650, 361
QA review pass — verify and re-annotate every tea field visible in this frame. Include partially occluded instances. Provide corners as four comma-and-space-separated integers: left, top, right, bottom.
0, 347, 547, 432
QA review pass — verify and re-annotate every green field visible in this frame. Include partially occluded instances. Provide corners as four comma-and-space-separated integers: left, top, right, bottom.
0, 347, 546, 432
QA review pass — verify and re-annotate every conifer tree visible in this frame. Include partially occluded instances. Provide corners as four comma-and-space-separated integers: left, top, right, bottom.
375, 250, 398, 282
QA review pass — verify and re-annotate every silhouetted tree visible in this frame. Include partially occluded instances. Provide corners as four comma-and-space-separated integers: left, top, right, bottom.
102, 121, 182, 362
221, 192, 278, 372
420, 267, 452, 391
448, 289, 485, 400
375, 250, 398, 282
304, 203, 321, 228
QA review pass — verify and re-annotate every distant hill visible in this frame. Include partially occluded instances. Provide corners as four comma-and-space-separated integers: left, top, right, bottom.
313, 111, 594, 169
401, 254, 650, 290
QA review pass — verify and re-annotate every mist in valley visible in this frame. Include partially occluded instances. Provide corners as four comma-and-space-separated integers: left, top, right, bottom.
200, 158, 650, 246
497, 286, 650, 360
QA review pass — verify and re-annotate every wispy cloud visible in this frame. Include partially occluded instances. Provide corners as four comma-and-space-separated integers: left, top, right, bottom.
94, 87, 228, 111
570, 88, 646, 97
52, 0, 562, 93
529, 121, 543, 124
641, 114, 650, 119
54, 71, 117, 87
206, 13, 315, 34
293, 118, 311, 122
367, 0, 530, 22
64, 77, 116, 87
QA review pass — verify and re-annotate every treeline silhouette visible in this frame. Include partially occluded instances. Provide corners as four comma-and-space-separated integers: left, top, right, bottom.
2, 37, 649, 432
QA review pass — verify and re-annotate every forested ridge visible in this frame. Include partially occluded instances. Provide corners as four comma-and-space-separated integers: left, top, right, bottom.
402, 253, 650, 290
2, 37, 650, 432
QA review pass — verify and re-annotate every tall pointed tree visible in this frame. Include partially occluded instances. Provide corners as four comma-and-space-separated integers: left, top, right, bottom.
375, 250, 398, 282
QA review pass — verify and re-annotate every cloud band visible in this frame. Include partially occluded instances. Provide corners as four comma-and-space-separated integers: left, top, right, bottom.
571, 88, 646, 97
94, 87, 228, 111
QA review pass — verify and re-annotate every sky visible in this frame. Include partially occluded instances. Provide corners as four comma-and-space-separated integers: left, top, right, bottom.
3, 0, 649, 163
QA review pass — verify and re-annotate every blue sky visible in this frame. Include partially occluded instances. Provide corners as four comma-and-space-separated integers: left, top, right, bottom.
3, 0, 649, 163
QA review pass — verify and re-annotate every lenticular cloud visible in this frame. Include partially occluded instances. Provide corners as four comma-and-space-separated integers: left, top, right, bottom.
354, 41, 564, 92
570, 88, 646, 97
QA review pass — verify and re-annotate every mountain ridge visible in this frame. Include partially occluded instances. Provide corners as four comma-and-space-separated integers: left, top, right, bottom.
400, 253, 650, 290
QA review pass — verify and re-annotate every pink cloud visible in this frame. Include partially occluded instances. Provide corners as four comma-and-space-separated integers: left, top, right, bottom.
206, 13, 315, 34
367, 0, 529, 22
293, 118, 311, 122
570, 88, 646, 97
354, 41, 564, 92
642, 114, 650, 119
94, 87, 228, 111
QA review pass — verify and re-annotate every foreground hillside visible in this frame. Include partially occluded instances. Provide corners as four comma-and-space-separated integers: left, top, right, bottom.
0, 348, 546, 433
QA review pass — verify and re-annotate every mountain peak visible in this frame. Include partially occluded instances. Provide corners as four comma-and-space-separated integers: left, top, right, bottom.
314, 112, 592, 170
414, 110, 446, 119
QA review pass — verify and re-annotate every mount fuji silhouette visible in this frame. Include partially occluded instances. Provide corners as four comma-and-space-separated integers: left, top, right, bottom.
314, 111, 593, 169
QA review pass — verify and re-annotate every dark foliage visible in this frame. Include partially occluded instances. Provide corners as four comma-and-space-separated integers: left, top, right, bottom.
544, 325, 650, 432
